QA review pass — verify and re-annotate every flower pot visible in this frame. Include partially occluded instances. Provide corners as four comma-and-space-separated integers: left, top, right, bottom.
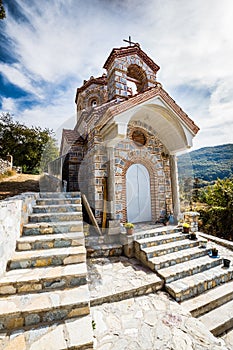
211, 248, 218, 257
223, 259, 231, 268
126, 228, 134, 235
189, 233, 197, 240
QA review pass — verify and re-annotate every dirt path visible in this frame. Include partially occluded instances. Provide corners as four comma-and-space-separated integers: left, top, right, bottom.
0, 174, 40, 200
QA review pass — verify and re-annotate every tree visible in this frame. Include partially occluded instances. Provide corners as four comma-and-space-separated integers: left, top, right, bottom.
0, 0, 6, 20
0, 113, 59, 173
199, 178, 233, 240
40, 137, 59, 172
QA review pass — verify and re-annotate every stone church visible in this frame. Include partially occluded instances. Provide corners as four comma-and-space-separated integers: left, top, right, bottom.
58, 42, 199, 226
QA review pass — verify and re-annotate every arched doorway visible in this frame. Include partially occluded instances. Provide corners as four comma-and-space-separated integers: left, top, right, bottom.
126, 164, 152, 223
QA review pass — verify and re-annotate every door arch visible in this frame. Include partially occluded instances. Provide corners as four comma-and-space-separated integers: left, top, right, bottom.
126, 163, 152, 223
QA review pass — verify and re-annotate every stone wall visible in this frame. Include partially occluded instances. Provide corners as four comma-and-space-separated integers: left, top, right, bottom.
0, 157, 12, 175
0, 193, 39, 277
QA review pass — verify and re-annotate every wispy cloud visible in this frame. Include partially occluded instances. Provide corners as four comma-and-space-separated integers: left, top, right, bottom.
0, 0, 233, 149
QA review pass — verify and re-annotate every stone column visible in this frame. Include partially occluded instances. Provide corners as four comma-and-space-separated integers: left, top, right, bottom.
107, 147, 116, 220
170, 155, 180, 221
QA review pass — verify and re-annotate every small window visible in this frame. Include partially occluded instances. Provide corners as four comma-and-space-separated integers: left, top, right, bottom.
91, 100, 97, 108
132, 130, 147, 146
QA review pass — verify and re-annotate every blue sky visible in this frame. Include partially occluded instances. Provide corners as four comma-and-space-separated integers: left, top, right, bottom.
0, 0, 233, 150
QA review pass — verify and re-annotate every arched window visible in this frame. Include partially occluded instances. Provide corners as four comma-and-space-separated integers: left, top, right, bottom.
91, 99, 97, 108
126, 64, 148, 96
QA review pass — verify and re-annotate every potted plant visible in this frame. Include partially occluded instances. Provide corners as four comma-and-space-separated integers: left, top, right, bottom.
189, 232, 197, 240
211, 247, 218, 257
223, 258, 231, 268
182, 222, 190, 234
124, 222, 134, 235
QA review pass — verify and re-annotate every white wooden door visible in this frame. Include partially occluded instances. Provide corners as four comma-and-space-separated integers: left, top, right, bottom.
126, 164, 152, 223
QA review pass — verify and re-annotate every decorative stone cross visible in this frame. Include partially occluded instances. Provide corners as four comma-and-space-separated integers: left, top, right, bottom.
123, 36, 137, 46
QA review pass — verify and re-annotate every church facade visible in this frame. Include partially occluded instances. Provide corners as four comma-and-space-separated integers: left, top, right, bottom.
59, 43, 199, 226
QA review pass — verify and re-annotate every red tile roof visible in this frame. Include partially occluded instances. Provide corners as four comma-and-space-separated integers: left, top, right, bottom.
103, 44, 160, 73
99, 85, 200, 135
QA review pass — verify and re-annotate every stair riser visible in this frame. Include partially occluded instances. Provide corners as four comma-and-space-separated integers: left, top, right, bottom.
159, 259, 222, 283
39, 192, 81, 199
211, 318, 233, 337
191, 291, 233, 318
146, 241, 200, 259
29, 213, 83, 223
23, 223, 83, 236
140, 235, 186, 249
135, 228, 182, 240
0, 275, 87, 296
152, 250, 209, 270
0, 303, 89, 332
33, 205, 82, 213
7, 253, 86, 270
167, 270, 233, 302
36, 199, 81, 206
17, 237, 84, 251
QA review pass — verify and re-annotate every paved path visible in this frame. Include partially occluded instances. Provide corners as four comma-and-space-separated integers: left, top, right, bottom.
87, 257, 230, 350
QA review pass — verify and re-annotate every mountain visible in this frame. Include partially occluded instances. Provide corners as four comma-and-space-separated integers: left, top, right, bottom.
177, 144, 233, 182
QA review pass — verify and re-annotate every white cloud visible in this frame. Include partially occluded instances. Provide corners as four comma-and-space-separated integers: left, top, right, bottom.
1, 0, 233, 150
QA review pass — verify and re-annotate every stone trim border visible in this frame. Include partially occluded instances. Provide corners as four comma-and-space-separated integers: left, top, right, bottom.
198, 232, 233, 252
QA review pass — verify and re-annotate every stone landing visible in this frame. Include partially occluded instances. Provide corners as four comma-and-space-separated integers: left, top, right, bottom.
87, 256, 228, 350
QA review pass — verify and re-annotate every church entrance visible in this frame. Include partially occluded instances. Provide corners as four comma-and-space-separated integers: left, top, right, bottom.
126, 164, 152, 223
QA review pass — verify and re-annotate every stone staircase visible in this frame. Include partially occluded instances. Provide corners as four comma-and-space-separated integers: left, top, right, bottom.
0, 192, 94, 350
134, 226, 233, 337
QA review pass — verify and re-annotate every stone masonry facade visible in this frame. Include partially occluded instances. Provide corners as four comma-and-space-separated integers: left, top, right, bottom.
55, 43, 199, 227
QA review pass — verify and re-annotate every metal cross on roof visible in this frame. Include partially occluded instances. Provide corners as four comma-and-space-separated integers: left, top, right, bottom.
123, 36, 137, 46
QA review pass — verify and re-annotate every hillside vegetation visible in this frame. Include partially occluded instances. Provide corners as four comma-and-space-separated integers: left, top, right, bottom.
178, 144, 233, 182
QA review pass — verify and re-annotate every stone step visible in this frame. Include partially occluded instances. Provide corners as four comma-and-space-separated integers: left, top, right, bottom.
148, 246, 209, 270
23, 220, 83, 236
198, 299, 233, 336
0, 263, 87, 296
157, 255, 222, 283
17, 232, 84, 251
1, 315, 94, 349
166, 264, 233, 302
86, 243, 123, 258
39, 192, 81, 199
7, 246, 86, 270
33, 204, 82, 213
135, 232, 186, 249
29, 212, 83, 223
0, 285, 90, 332
134, 226, 182, 240
181, 279, 233, 317
140, 238, 201, 259
36, 198, 82, 206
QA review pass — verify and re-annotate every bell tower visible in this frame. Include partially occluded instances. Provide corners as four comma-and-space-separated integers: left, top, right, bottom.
103, 40, 160, 101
